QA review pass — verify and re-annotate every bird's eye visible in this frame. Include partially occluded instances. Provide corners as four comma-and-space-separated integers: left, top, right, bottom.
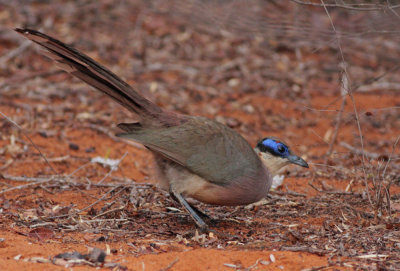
277, 144, 285, 153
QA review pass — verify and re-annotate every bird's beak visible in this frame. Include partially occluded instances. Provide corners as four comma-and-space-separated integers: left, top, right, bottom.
287, 154, 309, 168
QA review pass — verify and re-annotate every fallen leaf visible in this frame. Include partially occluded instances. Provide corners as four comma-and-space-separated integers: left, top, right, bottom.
28, 227, 55, 241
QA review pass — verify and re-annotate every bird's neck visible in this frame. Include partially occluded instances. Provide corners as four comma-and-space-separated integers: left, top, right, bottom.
254, 148, 290, 176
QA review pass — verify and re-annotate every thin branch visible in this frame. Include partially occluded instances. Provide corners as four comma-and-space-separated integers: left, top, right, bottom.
325, 71, 347, 161
0, 40, 31, 67
290, 0, 399, 11
281, 246, 327, 256
159, 258, 179, 271
339, 142, 382, 160
97, 152, 128, 184
46, 185, 125, 219
0, 111, 58, 174
308, 181, 358, 196
320, 0, 370, 206
0, 176, 56, 194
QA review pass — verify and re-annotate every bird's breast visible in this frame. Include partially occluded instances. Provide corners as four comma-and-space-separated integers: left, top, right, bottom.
155, 154, 272, 206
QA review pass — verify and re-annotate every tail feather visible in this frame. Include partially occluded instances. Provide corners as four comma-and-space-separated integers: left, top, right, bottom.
15, 28, 163, 123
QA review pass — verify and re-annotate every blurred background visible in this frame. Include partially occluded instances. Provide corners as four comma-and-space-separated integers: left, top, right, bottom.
0, 1, 400, 269
1, 0, 399, 170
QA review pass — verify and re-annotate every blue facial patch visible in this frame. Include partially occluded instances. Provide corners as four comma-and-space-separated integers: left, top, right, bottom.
261, 138, 289, 157
262, 138, 277, 149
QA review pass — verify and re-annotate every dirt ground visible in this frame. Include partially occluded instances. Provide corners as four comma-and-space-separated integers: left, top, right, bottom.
1, 1, 400, 270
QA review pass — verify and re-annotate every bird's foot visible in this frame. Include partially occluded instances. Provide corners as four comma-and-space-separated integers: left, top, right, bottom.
188, 203, 217, 222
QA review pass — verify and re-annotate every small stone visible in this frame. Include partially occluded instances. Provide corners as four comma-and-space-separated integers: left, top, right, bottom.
69, 143, 79, 150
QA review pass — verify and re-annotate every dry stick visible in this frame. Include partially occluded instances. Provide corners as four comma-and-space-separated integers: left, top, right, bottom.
290, 0, 398, 11
300, 265, 332, 271
92, 205, 126, 219
302, 64, 400, 115
246, 258, 268, 271
159, 258, 179, 271
0, 159, 13, 171
358, 82, 400, 92
2, 174, 152, 191
0, 40, 31, 67
384, 187, 391, 217
325, 71, 347, 163
375, 161, 387, 216
281, 246, 327, 256
320, 0, 372, 206
0, 70, 63, 90
77, 218, 128, 223
0, 176, 56, 194
339, 142, 381, 160
0, 111, 58, 174
83, 123, 145, 150
353, 64, 400, 92
343, 203, 374, 219
46, 185, 125, 219
381, 136, 400, 182
372, 159, 385, 190
66, 161, 91, 178
381, 136, 400, 216
388, 2, 400, 19
0, 175, 46, 182
308, 180, 357, 196
97, 152, 128, 184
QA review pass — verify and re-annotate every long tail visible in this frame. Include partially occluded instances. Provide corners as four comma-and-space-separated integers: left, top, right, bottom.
15, 28, 165, 124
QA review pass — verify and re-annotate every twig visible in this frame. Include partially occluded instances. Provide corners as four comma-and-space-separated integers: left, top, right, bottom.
1, 174, 151, 189
29, 222, 57, 228
303, 65, 400, 114
301, 265, 332, 271
0, 70, 63, 90
0, 175, 50, 182
357, 82, 400, 92
0, 176, 56, 194
97, 152, 128, 184
83, 123, 145, 150
0, 40, 31, 67
382, 136, 400, 181
78, 218, 128, 223
246, 258, 268, 270
0, 159, 14, 171
381, 136, 400, 216
308, 180, 357, 195
325, 71, 347, 161
290, 0, 398, 11
0, 110, 58, 174
45, 185, 125, 219
339, 142, 381, 160
320, 0, 370, 206
274, 187, 306, 198
66, 161, 91, 177
159, 258, 179, 271
92, 205, 126, 219
281, 246, 327, 256
47, 155, 71, 162
343, 203, 374, 219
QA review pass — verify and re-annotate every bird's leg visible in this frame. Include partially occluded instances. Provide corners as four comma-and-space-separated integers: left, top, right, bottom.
187, 202, 213, 221
169, 191, 211, 220
169, 188, 209, 232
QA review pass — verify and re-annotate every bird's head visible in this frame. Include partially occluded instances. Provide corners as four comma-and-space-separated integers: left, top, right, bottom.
255, 137, 308, 175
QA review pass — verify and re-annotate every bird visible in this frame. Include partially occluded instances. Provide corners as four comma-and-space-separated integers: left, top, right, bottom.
15, 28, 309, 232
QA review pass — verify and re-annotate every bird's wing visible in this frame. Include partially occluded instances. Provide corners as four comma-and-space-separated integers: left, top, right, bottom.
118, 117, 263, 186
